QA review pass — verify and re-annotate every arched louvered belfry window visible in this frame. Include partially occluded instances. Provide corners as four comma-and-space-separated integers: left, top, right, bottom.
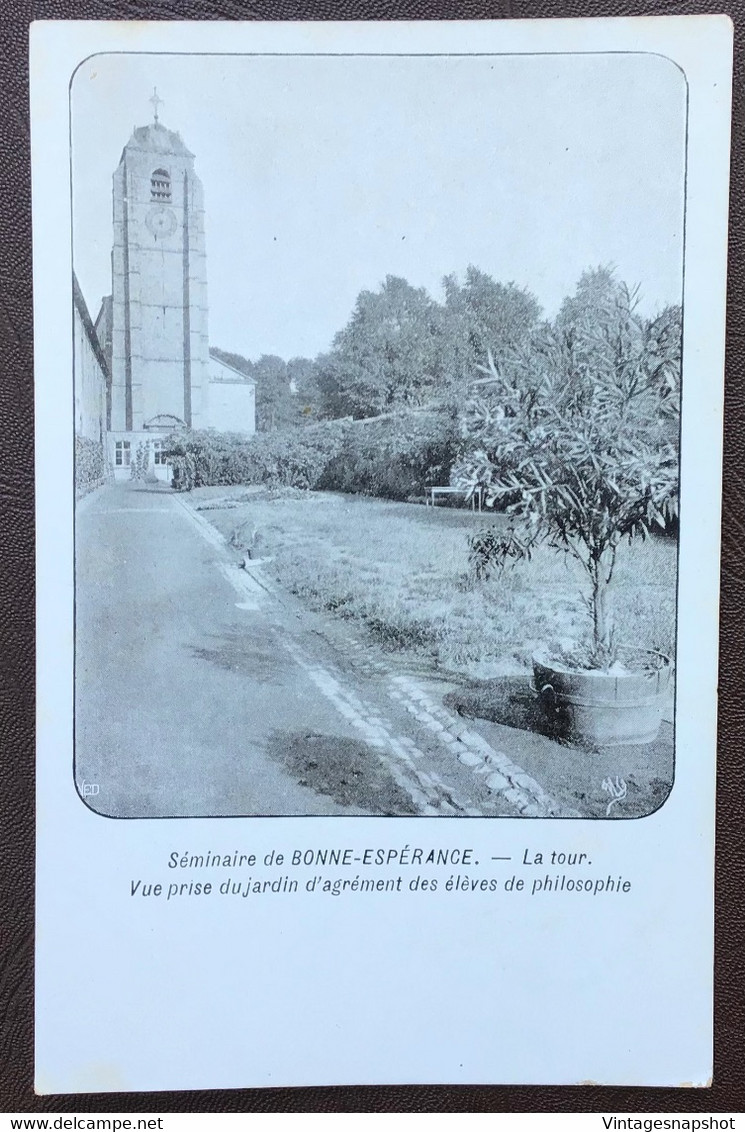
151, 168, 171, 202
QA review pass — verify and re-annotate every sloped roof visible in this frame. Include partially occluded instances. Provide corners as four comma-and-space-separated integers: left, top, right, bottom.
209, 353, 257, 384
72, 273, 110, 379
120, 122, 194, 162
94, 294, 112, 341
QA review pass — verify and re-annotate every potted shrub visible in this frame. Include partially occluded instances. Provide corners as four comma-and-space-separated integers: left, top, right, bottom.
454, 269, 681, 747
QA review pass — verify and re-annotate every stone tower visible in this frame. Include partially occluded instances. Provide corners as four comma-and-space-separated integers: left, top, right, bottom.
110, 109, 209, 433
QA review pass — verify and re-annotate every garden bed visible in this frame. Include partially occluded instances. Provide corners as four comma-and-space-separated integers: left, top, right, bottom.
195, 487, 677, 683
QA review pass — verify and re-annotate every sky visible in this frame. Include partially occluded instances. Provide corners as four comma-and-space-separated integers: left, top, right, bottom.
71, 51, 687, 362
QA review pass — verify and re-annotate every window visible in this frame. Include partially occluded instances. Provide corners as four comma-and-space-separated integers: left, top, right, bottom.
115, 441, 131, 467
153, 440, 168, 466
151, 168, 171, 202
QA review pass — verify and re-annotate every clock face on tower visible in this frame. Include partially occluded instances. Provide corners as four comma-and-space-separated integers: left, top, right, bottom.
146, 206, 177, 238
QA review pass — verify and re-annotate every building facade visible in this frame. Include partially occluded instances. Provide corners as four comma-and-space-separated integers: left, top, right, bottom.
73, 274, 109, 447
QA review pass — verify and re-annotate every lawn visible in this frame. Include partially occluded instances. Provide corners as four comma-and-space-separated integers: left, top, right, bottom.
193, 485, 677, 682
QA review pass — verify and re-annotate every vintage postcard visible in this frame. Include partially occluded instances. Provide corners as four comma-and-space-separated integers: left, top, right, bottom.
33, 18, 731, 1091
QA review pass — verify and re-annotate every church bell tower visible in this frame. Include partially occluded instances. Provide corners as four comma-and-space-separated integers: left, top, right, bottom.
110, 92, 209, 434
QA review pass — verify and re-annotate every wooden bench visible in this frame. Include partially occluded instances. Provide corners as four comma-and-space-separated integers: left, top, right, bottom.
426, 486, 483, 512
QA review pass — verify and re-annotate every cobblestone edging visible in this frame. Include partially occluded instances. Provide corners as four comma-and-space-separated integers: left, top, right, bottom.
387, 675, 576, 818
335, 633, 575, 818
284, 642, 481, 818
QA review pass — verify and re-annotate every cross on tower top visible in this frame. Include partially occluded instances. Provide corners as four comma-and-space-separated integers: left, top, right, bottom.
149, 87, 163, 124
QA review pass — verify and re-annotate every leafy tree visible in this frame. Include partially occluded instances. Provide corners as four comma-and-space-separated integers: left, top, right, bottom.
454, 269, 681, 669
442, 266, 541, 391
287, 356, 322, 423
313, 350, 360, 420
555, 264, 619, 331
317, 275, 448, 418
643, 302, 682, 447
551, 266, 681, 430
252, 354, 296, 432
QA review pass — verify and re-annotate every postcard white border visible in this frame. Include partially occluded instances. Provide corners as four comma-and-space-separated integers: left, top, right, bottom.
33, 17, 732, 1093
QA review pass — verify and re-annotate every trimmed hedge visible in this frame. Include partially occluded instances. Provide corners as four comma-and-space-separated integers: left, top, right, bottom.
165, 424, 347, 492
317, 410, 459, 500
164, 409, 460, 500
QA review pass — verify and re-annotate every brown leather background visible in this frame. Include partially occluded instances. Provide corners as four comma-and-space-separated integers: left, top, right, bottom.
1, 0, 742, 1113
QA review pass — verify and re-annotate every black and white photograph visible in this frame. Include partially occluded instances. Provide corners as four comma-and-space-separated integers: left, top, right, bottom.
72, 50, 685, 821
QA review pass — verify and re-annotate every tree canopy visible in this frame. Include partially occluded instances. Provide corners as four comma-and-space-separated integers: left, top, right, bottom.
453, 267, 681, 666
441, 266, 542, 389
211, 264, 678, 449
313, 275, 449, 418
